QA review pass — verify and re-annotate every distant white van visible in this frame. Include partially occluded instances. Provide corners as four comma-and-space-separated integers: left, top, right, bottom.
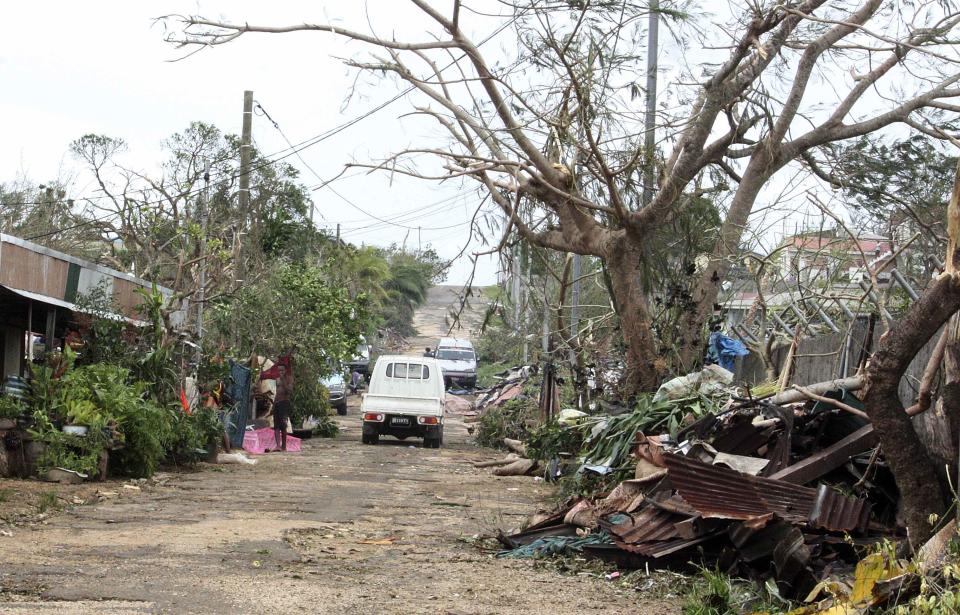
360, 355, 445, 448
435, 337, 477, 388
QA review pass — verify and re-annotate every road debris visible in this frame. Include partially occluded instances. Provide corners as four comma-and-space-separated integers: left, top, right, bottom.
491, 372, 919, 607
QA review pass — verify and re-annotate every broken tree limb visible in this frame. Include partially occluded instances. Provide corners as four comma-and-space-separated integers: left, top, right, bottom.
789, 384, 869, 420
473, 453, 520, 468
769, 425, 878, 485
905, 328, 948, 417
767, 376, 863, 406
493, 458, 537, 476
503, 438, 528, 457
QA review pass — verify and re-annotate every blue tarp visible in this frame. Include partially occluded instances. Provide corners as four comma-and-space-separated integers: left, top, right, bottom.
226, 360, 252, 448
707, 331, 749, 372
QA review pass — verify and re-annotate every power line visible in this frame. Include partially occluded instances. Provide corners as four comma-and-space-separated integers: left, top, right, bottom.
20, 11, 523, 242
338, 194, 481, 234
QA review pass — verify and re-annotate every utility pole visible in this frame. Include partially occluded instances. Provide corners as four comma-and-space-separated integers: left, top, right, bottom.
541, 287, 550, 355
195, 160, 210, 369
521, 248, 530, 364
512, 251, 522, 326
336, 223, 341, 243
642, 2, 659, 206
238, 90, 253, 282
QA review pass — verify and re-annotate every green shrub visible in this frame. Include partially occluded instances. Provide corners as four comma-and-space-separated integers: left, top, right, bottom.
165, 407, 223, 466
476, 362, 511, 389
312, 414, 340, 438
526, 421, 585, 462
475, 398, 539, 449
680, 568, 782, 615
291, 369, 330, 429
107, 396, 174, 478
37, 490, 60, 514
0, 396, 25, 420
29, 409, 107, 476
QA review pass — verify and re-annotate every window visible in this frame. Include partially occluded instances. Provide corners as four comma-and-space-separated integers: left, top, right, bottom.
407, 363, 429, 379
436, 349, 475, 361
386, 362, 429, 379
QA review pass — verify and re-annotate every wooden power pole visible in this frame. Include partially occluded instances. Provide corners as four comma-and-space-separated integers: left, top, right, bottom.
238, 90, 253, 282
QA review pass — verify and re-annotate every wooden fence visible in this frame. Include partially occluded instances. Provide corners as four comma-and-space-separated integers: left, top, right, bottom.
733, 318, 946, 447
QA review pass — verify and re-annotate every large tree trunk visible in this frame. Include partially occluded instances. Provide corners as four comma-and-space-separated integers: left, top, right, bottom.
865, 272, 960, 547
677, 157, 783, 371
605, 234, 661, 395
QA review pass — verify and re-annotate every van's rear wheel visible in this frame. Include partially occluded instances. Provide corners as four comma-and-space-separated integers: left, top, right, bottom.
362, 433, 379, 445
424, 428, 443, 449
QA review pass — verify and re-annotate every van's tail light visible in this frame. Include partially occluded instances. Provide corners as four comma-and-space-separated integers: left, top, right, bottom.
417, 416, 439, 425
363, 413, 384, 422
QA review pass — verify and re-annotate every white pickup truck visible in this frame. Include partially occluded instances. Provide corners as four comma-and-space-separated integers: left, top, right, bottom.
360, 355, 445, 448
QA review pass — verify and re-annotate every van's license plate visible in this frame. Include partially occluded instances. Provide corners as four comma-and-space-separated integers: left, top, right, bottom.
391, 416, 411, 426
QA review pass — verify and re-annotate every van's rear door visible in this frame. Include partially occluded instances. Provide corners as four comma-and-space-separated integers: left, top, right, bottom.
362, 394, 443, 417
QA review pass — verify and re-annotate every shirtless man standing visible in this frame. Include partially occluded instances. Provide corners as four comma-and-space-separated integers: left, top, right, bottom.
273, 363, 293, 451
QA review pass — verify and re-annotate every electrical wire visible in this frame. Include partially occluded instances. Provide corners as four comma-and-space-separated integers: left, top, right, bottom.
20, 10, 523, 241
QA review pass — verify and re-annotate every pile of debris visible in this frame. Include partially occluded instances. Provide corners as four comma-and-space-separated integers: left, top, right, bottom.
457, 365, 536, 426
497, 376, 904, 602
474, 365, 536, 413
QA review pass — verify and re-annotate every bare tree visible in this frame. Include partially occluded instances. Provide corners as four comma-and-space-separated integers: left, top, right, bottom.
163, 1, 960, 394
69, 122, 314, 336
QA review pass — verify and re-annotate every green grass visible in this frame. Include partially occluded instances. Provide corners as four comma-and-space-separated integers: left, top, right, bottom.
37, 490, 60, 514
0, 488, 12, 503
681, 567, 785, 615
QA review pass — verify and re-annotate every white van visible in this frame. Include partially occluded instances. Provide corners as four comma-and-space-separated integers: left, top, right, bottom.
435, 337, 477, 388
360, 355, 445, 448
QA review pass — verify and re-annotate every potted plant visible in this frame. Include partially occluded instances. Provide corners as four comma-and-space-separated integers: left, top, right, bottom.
194, 407, 224, 462
63, 399, 101, 436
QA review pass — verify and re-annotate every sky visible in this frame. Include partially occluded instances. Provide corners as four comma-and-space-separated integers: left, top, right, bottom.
2, 2, 935, 288
0, 1, 512, 285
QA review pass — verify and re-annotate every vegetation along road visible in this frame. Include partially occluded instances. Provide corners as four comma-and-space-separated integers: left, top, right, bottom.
0, 288, 671, 615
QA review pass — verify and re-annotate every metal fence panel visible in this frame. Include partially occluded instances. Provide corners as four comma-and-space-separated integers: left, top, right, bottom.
226, 360, 251, 448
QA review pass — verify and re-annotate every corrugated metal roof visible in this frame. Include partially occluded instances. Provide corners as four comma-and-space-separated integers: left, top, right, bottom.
809, 484, 871, 534
601, 506, 681, 545
663, 453, 817, 523
663, 454, 870, 533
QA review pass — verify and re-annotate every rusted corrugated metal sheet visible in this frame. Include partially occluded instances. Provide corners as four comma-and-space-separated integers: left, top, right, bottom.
0, 242, 69, 298
613, 533, 719, 558
663, 453, 870, 533
0, 234, 178, 322
492, 382, 523, 406
809, 484, 871, 534
663, 453, 817, 523
601, 507, 680, 545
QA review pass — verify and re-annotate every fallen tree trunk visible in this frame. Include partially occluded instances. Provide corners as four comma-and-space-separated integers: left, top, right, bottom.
493, 458, 537, 476
473, 454, 520, 468
503, 438, 528, 457
863, 163, 960, 548
768, 376, 863, 406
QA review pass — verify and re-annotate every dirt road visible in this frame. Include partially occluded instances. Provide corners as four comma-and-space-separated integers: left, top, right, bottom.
0, 287, 672, 614
408, 285, 489, 353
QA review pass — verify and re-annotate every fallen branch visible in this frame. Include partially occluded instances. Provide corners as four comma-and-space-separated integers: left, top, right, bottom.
503, 438, 528, 457
905, 328, 948, 417
493, 458, 537, 476
473, 453, 520, 468
768, 376, 863, 406
790, 384, 870, 420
